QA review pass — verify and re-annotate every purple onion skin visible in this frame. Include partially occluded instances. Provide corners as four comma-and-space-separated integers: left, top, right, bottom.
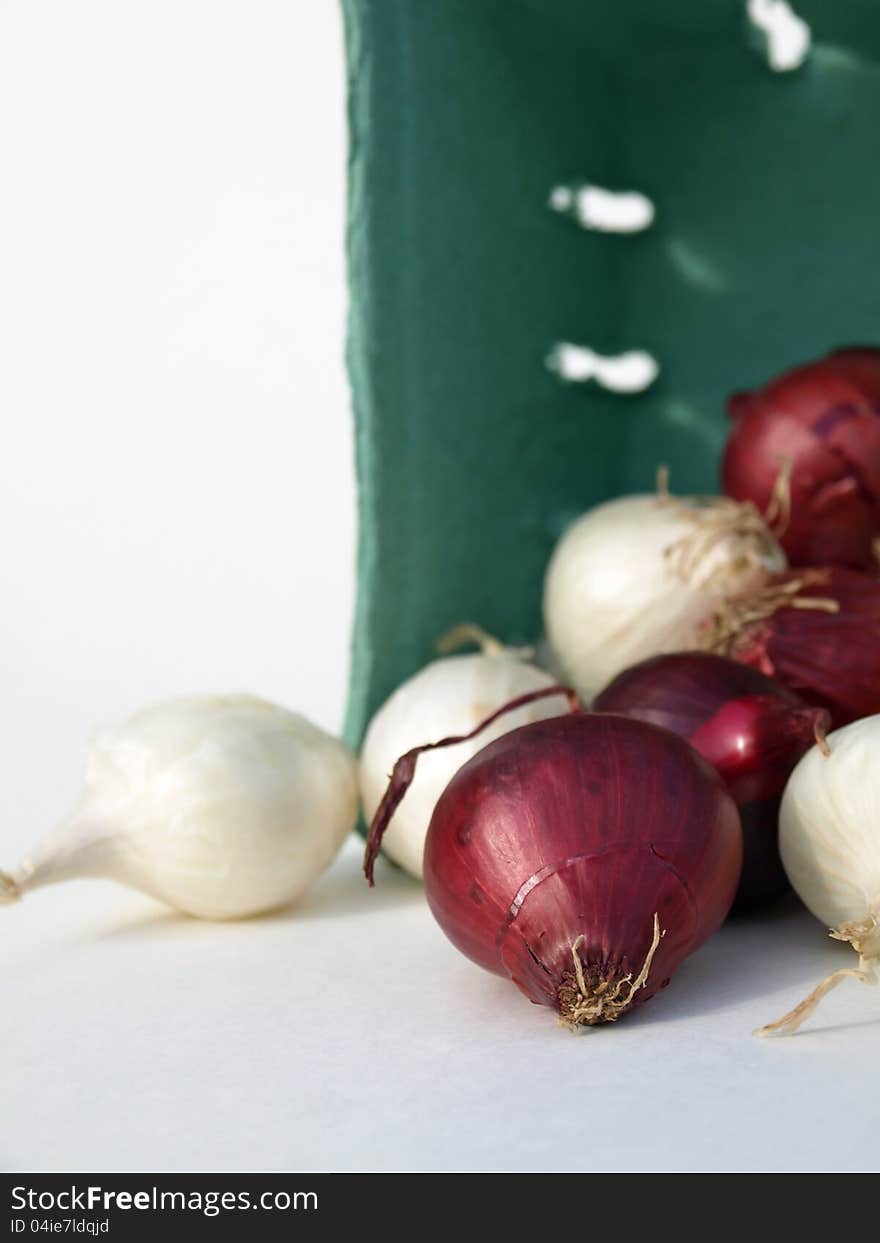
423, 713, 741, 1023
731, 566, 880, 729
594, 652, 828, 911
723, 347, 880, 570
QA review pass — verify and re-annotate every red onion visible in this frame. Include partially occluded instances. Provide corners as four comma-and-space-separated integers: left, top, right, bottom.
722, 347, 880, 569
365, 688, 742, 1028
594, 653, 829, 911
701, 567, 880, 729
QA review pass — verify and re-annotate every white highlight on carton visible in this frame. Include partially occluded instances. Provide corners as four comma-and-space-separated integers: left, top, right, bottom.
547, 344, 659, 393
549, 184, 655, 233
747, 0, 811, 72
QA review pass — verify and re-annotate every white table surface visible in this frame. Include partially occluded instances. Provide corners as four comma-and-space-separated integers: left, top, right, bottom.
3, 835, 878, 1174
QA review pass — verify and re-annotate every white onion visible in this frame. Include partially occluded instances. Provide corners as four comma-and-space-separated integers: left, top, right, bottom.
543, 491, 786, 700
0, 694, 358, 919
359, 628, 567, 878
757, 716, 880, 1036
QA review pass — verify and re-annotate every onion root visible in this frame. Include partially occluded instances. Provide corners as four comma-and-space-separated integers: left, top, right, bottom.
557, 912, 664, 1030
664, 497, 781, 590
756, 913, 880, 1037
763, 457, 794, 539
700, 570, 839, 657
0, 870, 21, 904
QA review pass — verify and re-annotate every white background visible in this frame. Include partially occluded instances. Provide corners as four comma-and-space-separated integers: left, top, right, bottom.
0, 0, 354, 830
2, 1, 879, 1176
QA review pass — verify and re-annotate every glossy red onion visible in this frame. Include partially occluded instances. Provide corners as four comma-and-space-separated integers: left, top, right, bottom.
702, 567, 880, 729
594, 652, 828, 911
364, 688, 742, 1029
722, 347, 880, 569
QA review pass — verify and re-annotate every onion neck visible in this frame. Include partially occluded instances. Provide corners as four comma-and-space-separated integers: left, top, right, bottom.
557, 913, 663, 1030
2, 809, 118, 901
435, 622, 531, 661
756, 909, 879, 1038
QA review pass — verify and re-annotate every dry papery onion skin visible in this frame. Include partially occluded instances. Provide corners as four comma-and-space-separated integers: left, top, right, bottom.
756, 716, 880, 1037
1, 695, 359, 920
724, 347, 880, 571
543, 488, 785, 701
358, 624, 564, 879
366, 687, 742, 1030
701, 567, 880, 729
594, 651, 829, 912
